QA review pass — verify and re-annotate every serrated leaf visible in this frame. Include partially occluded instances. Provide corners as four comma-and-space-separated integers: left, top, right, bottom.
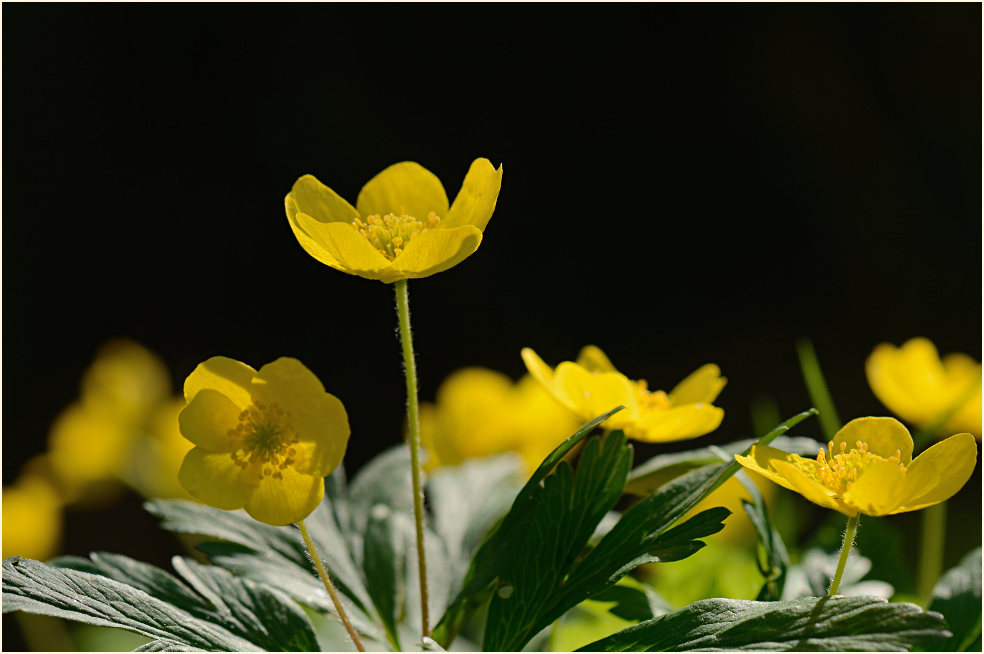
432, 408, 624, 646
133, 639, 206, 651
482, 430, 634, 651
2, 557, 257, 651
579, 595, 950, 651
590, 578, 672, 622
48, 552, 319, 651
147, 497, 380, 640
927, 547, 981, 651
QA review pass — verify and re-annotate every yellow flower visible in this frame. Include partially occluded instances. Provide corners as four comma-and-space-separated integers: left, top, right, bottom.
285, 158, 503, 283
46, 340, 172, 505
2, 474, 63, 560
420, 367, 582, 473
735, 417, 977, 517
178, 356, 350, 526
521, 345, 726, 442
867, 337, 982, 439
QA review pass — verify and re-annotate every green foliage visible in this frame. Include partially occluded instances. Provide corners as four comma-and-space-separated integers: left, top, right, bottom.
783, 548, 893, 600
579, 595, 951, 651
736, 470, 789, 601
926, 548, 982, 651
2, 555, 317, 651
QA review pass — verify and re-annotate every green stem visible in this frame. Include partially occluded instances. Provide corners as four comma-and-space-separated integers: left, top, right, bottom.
917, 501, 947, 605
394, 278, 431, 637
796, 339, 842, 442
298, 520, 366, 652
828, 514, 860, 596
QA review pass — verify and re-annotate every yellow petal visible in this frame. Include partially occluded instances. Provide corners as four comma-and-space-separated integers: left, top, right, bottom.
866, 339, 948, 427
286, 196, 343, 269
833, 417, 913, 465
49, 404, 132, 486
178, 389, 242, 452
286, 174, 359, 224
81, 340, 170, 425
356, 161, 449, 221
292, 213, 391, 278
184, 356, 255, 408
244, 467, 325, 526
251, 358, 350, 476
669, 364, 727, 405
443, 158, 503, 231
898, 433, 978, 512
632, 404, 724, 442
433, 368, 517, 460
772, 459, 854, 515
387, 225, 483, 281
735, 445, 815, 495
178, 448, 257, 510
575, 345, 618, 373
553, 362, 639, 426
521, 347, 564, 403
842, 459, 907, 516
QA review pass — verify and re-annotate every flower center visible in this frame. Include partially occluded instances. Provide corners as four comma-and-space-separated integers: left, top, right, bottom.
634, 380, 671, 413
352, 210, 441, 261
228, 402, 299, 480
815, 440, 906, 495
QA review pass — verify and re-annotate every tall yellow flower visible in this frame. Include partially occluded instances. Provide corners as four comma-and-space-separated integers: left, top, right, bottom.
521, 345, 726, 442
866, 337, 981, 439
177, 356, 350, 526
735, 417, 977, 517
285, 158, 502, 283
420, 367, 582, 473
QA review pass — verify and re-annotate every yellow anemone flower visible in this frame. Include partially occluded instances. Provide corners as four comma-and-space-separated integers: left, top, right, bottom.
866, 337, 982, 439
177, 356, 350, 526
285, 158, 503, 283
735, 417, 977, 517
420, 368, 582, 474
521, 345, 726, 442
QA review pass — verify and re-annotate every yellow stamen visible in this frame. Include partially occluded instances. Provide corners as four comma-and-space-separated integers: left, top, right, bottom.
634, 379, 672, 413
227, 402, 299, 480
815, 440, 907, 495
352, 209, 441, 261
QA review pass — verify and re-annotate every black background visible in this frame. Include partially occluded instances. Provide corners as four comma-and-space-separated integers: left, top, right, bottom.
2, 0, 981, 635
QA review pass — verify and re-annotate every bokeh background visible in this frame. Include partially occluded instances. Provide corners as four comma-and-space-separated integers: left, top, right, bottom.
3, 3, 981, 649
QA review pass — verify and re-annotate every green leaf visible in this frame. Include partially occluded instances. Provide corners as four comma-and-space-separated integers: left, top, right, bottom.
589, 576, 671, 622
783, 548, 893, 600
432, 408, 624, 647
362, 505, 405, 650
579, 595, 951, 651
734, 470, 789, 601
927, 547, 981, 651
2, 557, 257, 651
147, 498, 382, 641
133, 639, 205, 651
625, 435, 822, 497
47, 552, 320, 651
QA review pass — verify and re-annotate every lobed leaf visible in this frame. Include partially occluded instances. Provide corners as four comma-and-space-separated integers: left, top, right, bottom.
579, 595, 950, 651
927, 547, 982, 651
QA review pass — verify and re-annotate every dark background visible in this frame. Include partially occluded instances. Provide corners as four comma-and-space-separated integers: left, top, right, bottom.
3, 1, 981, 640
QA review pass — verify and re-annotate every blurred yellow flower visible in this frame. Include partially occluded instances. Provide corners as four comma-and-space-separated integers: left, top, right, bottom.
285, 158, 502, 283
178, 356, 350, 526
866, 337, 981, 439
420, 368, 582, 474
47, 340, 172, 504
735, 417, 977, 517
122, 398, 195, 500
521, 345, 725, 442
2, 475, 62, 560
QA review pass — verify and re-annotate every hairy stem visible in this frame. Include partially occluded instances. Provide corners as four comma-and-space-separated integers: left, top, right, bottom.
394, 278, 430, 637
828, 513, 860, 596
298, 520, 366, 651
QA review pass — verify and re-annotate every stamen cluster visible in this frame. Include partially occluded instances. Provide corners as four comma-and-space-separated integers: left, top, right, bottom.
815, 440, 905, 495
228, 402, 299, 480
353, 211, 441, 260
634, 380, 672, 412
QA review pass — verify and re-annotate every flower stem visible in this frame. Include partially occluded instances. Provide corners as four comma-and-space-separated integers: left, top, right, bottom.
828, 513, 860, 596
917, 501, 947, 605
298, 520, 366, 652
394, 278, 430, 637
